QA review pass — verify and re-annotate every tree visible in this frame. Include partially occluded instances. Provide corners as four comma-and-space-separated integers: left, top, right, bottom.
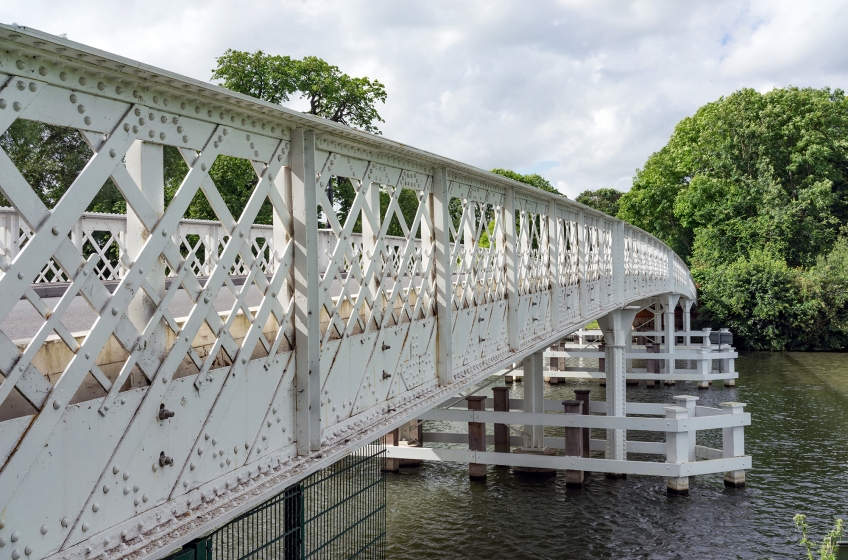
619, 86, 848, 350
490, 168, 562, 196
212, 51, 387, 134
575, 188, 623, 216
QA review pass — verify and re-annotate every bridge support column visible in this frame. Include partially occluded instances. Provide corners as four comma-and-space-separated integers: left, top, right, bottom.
523, 350, 545, 448
598, 307, 640, 476
574, 389, 591, 464
681, 298, 694, 347
662, 294, 680, 385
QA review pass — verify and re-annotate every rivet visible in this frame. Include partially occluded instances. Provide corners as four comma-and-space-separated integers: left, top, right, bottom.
17, 272, 23, 280
15, 60, 24, 69
0, 100, 5, 110
190, 462, 196, 470
111, 307, 119, 316
61, 517, 69, 528
109, 149, 116, 158
238, 230, 244, 238
160, 132, 166, 140
212, 438, 217, 445
123, 487, 129, 495
201, 163, 207, 171
79, 77, 87, 86
113, 465, 120, 474
116, 86, 123, 94
123, 123, 130, 132
133, 498, 139, 506
0, 537, 5, 546
162, 229, 167, 236
98, 82, 105, 91
12, 102, 21, 112
92, 502, 100, 512
10, 533, 18, 542
16, 81, 25, 91
39, 66, 47, 76
133, 125, 139, 134
133, 484, 139, 492
103, 485, 109, 493
51, 226, 59, 235
52, 400, 61, 410
11, 550, 20, 560
28, 82, 36, 92
84, 116, 92, 125
60, 71, 67, 80
198, 447, 204, 455
152, 463, 158, 472
81, 523, 89, 532
219, 461, 224, 467
142, 494, 148, 502
148, 130, 155, 138
182, 135, 189, 143
160, 115, 167, 124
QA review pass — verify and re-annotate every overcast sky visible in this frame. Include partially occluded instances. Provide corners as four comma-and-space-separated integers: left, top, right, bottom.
4, 1, 848, 197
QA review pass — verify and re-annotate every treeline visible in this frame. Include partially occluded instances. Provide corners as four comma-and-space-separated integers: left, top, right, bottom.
577, 87, 848, 351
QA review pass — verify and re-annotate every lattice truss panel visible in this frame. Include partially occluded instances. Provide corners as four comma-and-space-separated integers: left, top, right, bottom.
514, 194, 553, 345
555, 208, 581, 325
0, 68, 299, 560
623, 226, 669, 299
313, 140, 440, 436
447, 179, 511, 375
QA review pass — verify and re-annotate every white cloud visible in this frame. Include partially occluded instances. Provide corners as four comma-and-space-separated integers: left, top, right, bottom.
4, 0, 848, 197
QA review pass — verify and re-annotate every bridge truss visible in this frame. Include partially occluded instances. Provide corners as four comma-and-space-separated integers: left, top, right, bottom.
0, 24, 697, 560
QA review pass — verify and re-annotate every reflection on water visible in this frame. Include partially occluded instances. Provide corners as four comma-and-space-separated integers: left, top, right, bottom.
386, 352, 848, 559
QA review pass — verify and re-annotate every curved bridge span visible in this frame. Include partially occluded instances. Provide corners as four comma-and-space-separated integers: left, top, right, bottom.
0, 25, 701, 560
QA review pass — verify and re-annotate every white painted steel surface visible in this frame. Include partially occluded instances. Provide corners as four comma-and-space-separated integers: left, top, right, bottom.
0, 25, 697, 560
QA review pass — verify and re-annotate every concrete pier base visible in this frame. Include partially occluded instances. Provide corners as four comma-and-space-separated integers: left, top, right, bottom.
667, 476, 689, 494
724, 469, 745, 487
382, 429, 400, 472
512, 447, 557, 477
697, 381, 710, 390
724, 379, 736, 387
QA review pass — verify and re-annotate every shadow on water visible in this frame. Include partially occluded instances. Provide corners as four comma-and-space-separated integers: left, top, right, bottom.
385, 352, 848, 559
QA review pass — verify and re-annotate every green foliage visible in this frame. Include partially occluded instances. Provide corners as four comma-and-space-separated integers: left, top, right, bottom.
213, 50, 387, 134
575, 188, 623, 216
490, 168, 562, 195
0, 120, 125, 213
794, 514, 844, 560
620, 87, 848, 350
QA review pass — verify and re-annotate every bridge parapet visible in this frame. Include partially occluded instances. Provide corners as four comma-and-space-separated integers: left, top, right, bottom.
0, 24, 696, 560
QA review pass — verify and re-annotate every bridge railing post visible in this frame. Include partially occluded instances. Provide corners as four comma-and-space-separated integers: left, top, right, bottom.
577, 210, 588, 321
720, 402, 746, 487
665, 405, 690, 494
504, 185, 519, 351
432, 166, 453, 385
548, 199, 560, 331
291, 127, 321, 454
125, 140, 166, 363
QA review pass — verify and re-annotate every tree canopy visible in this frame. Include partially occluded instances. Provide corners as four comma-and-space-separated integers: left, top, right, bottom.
575, 188, 623, 216
618, 86, 848, 350
212, 50, 387, 134
490, 168, 562, 196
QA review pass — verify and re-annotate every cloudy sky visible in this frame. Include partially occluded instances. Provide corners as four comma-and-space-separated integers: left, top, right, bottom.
3, 1, 848, 197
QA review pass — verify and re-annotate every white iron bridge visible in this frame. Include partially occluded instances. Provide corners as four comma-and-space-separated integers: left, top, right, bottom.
0, 24, 749, 560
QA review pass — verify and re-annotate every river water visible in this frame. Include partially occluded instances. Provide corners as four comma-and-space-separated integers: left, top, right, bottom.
385, 352, 848, 559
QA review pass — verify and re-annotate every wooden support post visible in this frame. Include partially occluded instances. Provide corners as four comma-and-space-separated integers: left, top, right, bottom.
721, 402, 746, 487
574, 389, 591, 461
466, 396, 487, 479
674, 395, 698, 462
598, 341, 606, 386
646, 342, 660, 388
523, 350, 545, 448
665, 405, 690, 494
382, 428, 400, 472
563, 399, 584, 487
492, 387, 511, 453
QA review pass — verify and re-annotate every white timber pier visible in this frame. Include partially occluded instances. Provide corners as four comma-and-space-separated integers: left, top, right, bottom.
0, 24, 750, 560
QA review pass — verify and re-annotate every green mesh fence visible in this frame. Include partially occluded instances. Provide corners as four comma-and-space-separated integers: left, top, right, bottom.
165, 441, 386, 560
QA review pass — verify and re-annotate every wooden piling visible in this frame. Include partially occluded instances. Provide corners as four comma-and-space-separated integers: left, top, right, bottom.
492, 387, 511, 454
598, 342, 606, 386
563, 399, 584, 487
466, 395, 487, 480
573, 389, 591, 462
381, 428, 400, 472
